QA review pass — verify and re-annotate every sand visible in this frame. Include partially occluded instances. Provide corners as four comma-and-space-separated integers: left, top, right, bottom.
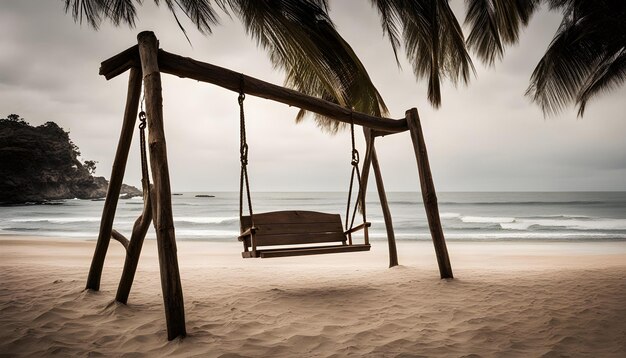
1, 237, 625, 357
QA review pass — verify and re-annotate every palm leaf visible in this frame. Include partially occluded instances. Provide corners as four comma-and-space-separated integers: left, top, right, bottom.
576, 48, 626, 116
65, 0, 222, 35
108, 0, 138, 26
158, 0, 221, 34
64, 0, 109, 29
370, 0, 474, 108
227, 0, 388, 132
527, 0, 626, 116
464, 0, 539, 65
372, 0, 403, 67
525, 15, 594, 115
464, 0, 503, 65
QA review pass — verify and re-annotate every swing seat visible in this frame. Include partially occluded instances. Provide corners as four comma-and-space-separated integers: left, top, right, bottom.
238, 210, 370, 258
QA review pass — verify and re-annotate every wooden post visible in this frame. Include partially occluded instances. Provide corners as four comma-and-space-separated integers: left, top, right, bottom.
362, 129, 399, 267
358, 129, 373, 226
405, 108, 453, 279
137, 31, 186, 340
115, 187, 154, 304
86, 67, 142, 291
370, 142, 399, 267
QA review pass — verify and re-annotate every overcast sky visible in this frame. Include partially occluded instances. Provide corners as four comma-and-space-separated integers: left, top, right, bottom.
1, 1, 625, 192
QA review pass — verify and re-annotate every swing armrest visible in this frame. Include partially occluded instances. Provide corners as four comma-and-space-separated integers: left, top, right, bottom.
238, 227, 257, 241
344, 222, 371, 235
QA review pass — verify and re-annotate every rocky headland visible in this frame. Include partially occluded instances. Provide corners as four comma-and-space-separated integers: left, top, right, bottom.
0, 115, 140, 205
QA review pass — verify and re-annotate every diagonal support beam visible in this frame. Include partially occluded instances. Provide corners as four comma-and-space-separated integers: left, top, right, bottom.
360, 128, 399, 267
86, 67, 142, 291
115, 186, 154, 304
406, 108, 453, 279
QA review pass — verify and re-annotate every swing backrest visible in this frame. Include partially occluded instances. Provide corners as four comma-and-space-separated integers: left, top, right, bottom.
240, 210, 346, 247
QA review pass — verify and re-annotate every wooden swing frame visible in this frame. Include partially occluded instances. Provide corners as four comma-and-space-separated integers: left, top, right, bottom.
86, 31, 453, 341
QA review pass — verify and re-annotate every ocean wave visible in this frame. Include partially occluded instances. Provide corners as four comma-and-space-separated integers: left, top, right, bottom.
500, 218, 626, 231
520, 214, 592, 220
368, 219, 387, 224
175, 229, 238, 237
448, 232, 626, 240
10, 217, 102, 223
0, 230, 99, 237
174, 216, 238, 225
438, 201, 619, 206
125, 201, 201, 206
390, 200, 418, 205
461, 216, 516, 224
368, 232, 626, 240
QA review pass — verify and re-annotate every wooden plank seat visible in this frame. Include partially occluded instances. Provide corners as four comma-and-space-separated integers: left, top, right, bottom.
238, 210, 370, 258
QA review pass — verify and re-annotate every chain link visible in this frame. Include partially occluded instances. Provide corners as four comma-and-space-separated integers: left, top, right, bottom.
138, 111, 150, 190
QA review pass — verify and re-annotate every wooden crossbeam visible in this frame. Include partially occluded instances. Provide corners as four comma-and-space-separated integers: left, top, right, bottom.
99, 45, 408, 135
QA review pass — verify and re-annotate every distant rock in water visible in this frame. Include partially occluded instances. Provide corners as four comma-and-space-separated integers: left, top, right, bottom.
0, 115, 141, 205
195, 194, 215, 198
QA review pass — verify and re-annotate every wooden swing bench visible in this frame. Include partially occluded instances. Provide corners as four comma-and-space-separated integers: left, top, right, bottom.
239, 210, 370, 258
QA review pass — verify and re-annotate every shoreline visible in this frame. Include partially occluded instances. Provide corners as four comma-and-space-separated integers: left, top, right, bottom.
4, 232, 626, 241
2, 235, 626, 271
1, 236, 625, 356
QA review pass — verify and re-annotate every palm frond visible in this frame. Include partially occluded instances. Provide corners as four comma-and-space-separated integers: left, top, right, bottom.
159, 0, 194, 44
65, 0, 222, 34
464, 0, 539, 65
161, 0, 221, 34
525, 16, 595, 115
108, 0, 138, 27
371, 0, 474, 108
494, 0, 538, 44
527, 0, 626, 116
371, 0, 402, 67
464, 0, 503, 64
577, 48, 626, 116
227, 0, 388, 133
64, 0, 109, 29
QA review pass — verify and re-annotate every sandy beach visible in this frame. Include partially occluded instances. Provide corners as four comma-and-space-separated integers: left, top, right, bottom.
1, 236, 625, 357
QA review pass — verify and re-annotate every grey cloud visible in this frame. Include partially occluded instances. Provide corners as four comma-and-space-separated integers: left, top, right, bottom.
1, 0, 624, 192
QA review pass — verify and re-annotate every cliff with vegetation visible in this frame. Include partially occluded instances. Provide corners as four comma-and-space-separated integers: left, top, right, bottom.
0, 114, 140, 205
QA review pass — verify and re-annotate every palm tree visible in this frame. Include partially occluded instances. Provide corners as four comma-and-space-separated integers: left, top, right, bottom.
63, 0, 472, 129
526, 0, 626, 116
447, 0, 625, 117
64, 0, 625, 120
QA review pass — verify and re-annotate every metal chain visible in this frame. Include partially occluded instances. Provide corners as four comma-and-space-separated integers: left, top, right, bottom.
138, 96, 150, 191
350, 113, 360, 167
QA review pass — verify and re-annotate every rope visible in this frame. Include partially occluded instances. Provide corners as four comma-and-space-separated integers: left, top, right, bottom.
344, 110, 366, 231
238, 74, 254, 223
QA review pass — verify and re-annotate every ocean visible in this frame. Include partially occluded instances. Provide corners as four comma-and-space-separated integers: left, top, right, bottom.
1, 192, 626, 242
